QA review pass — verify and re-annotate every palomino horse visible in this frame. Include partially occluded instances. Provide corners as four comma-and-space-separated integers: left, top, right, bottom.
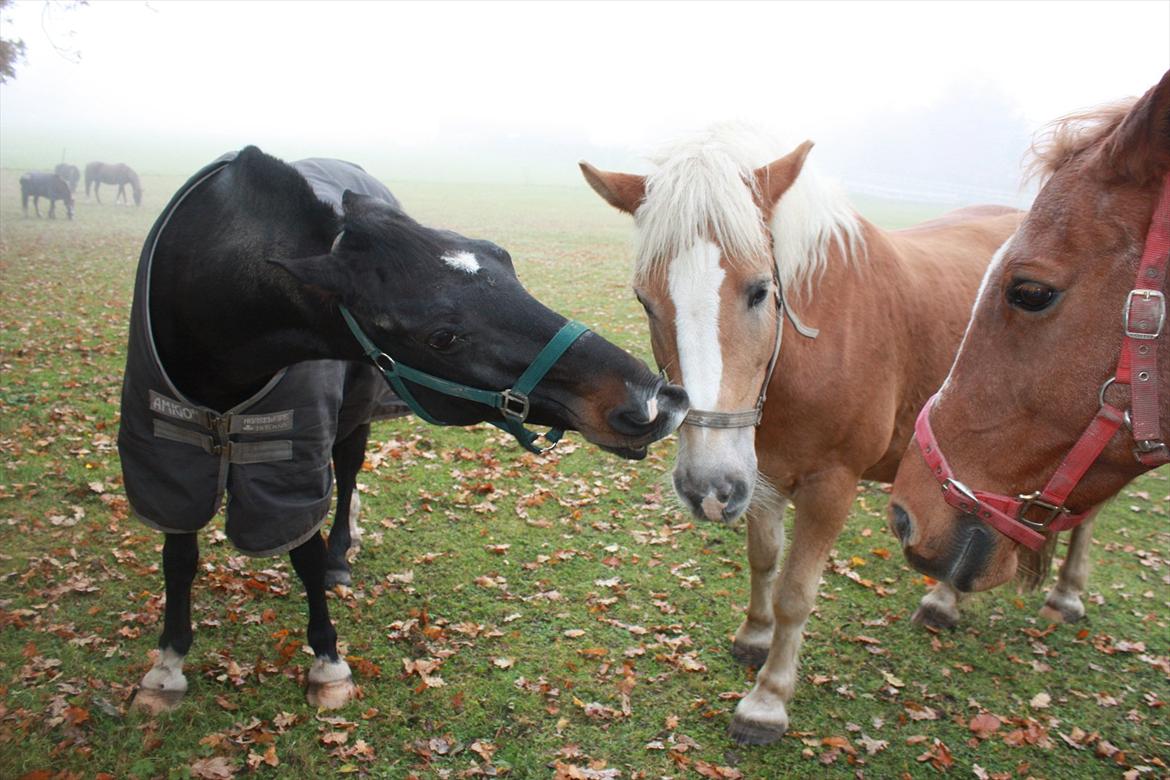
123, 147, 687, 713
581, 126, 1024, 744
890, 71, 1170, 598
85, 161, 142, 205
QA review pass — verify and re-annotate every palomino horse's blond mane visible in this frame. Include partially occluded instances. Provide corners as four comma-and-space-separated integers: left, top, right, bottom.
1026, 99, 1136, 185
633, 124, 865, 297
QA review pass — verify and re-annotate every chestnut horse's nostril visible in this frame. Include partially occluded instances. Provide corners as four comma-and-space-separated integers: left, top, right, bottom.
891, 504, 913, 545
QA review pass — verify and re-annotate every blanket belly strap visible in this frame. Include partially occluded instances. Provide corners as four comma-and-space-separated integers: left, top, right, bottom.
153, 419, 293, 464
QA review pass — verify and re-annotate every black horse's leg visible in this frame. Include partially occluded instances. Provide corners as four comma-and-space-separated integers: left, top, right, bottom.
289, 533, 355, 708
94, 182, 101, 204
117, 183, 125, 204
48, 198, 56, 219
133, 533, 199, 713
324, 422, 370, 588
33, 195, 42, 218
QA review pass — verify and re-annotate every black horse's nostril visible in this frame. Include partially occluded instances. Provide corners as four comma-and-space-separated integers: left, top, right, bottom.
891, 504, 913, 545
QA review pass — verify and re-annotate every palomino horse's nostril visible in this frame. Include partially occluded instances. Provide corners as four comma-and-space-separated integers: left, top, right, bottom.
891, 504, 913, 545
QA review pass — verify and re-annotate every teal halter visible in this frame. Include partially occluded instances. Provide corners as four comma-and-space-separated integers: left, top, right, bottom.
338, 305, 589, 454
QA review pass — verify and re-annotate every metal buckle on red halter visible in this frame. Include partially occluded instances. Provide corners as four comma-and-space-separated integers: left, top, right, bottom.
912, 172, 1170, 552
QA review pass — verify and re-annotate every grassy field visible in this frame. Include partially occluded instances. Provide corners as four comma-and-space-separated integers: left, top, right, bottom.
0, 166, 1166, 780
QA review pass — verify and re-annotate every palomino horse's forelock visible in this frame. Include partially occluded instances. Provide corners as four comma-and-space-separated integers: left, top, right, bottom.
633, 124, 866, 298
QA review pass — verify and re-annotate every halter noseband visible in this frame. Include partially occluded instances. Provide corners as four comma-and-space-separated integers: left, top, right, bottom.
914, 173, 1170, 551
682, 278, 819, 430
339, 305, 589, 454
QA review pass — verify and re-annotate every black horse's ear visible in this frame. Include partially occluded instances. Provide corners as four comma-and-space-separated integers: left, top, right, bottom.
341, 189, 379, 215
269, 254, 348, 300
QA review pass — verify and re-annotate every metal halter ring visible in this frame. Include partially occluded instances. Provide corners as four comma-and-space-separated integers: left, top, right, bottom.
1098, 377, 1133, 430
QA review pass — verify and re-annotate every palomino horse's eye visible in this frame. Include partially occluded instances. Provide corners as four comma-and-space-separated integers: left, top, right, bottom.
747, 284, 770, 309
1006, 280, 1058, 312
427, 330, 458, 350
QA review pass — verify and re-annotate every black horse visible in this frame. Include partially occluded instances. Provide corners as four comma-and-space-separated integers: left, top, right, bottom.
20, 172, 74, 219
54, 163, 81, 193
121, 147, 687, 714
85, 161, 142, 205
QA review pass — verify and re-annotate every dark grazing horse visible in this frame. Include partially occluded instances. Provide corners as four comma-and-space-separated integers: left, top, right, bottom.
121, 146, 688, 714
20, 172, 74, 219
54, 163, 81, 193
85, 161, 142, 205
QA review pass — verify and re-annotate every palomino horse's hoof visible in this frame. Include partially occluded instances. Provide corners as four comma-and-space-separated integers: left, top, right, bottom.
727, 715, 787, 746
1038, 600, 1084, 624
911, 603, 959, 630
131, 687, 185, 715
306, 675, 357, 709
730, 641, 769, 668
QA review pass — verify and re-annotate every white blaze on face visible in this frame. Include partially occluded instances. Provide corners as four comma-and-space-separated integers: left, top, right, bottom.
442, 250, 480, 274
668, 240, 725, 410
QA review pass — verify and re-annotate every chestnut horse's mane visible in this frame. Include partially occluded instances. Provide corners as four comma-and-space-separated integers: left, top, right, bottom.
1026, 98, 1137, 185
634, 124, 864, 296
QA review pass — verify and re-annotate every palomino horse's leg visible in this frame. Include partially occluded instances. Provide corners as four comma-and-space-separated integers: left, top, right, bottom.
289, 532, 355, 708
728, 470, 856, 745
730, 499, 787, 667
912, 581, 969, 630
1039, 513, 1097, 623
324, 422, 370, 589
133, 533, 199, 713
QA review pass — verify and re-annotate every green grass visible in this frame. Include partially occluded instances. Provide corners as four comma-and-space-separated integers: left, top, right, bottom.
0, 167, 1167, 779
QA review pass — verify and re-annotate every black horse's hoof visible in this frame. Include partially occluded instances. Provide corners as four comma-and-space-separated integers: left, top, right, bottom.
323, 566, 352, 589
730, 641, 769, 668
728, 716, 787, 746
911, 603, 959, 630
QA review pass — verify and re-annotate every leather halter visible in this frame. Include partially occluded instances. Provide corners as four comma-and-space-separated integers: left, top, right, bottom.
682, 278, 819, 429
914, 173, 1170, 551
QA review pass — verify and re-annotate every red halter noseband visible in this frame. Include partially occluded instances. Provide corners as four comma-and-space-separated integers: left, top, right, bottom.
914, 174, 1170, 552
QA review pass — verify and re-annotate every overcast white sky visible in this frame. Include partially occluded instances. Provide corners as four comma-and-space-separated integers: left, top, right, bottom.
1, 0, 1167, 198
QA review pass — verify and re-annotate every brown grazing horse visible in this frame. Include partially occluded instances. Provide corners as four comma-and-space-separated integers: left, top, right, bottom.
85, 161, 142, 205
580, 126, 1026, 744
890, 71, 1170, 599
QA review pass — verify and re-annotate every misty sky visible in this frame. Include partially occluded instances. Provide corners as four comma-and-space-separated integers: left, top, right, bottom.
1, 0, 1167, 200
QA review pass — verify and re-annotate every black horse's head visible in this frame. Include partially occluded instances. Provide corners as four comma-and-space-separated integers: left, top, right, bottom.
273, 192, 688, 458
54, 176, 75, 219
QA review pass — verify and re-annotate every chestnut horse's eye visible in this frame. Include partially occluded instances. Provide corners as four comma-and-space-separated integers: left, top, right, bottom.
634, 291, 655, 319
747, 284, 771, 309
427, 330, 458, 350
1007, 280, 1058, 312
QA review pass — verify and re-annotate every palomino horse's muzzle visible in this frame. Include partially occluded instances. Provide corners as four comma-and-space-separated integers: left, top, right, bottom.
681, 282, 819, 430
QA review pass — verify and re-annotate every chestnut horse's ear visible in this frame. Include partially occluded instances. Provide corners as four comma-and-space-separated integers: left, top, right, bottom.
1100, 69, 1170, 184
579, 161, 646, 215
754, 140, 815, 207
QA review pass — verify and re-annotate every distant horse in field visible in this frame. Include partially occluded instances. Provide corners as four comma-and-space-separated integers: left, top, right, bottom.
85, 161, 142, 205
121, 146, 686, 714
20, 172, 74, 219
54, 163, 81, 193
890, 72, 1170, 603
580, 125, 1042, 745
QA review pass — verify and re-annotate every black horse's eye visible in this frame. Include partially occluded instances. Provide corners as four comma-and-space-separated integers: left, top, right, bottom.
747, 283, 771, 309
1007, 280, 1058, 312
427, 330, 458, 350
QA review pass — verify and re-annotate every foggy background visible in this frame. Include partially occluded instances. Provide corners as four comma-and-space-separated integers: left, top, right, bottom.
1, 0, 1167, 207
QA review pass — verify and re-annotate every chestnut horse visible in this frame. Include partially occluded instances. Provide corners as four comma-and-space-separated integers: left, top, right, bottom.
890, 71, 1170, 598
580, 126, 1025, 744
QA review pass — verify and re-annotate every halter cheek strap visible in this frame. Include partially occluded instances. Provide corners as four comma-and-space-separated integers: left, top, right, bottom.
913, 172, 1170, 551
339, 305, 589, 454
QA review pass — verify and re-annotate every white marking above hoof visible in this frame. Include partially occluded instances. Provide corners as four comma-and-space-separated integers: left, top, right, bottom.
306, 658, 356, 709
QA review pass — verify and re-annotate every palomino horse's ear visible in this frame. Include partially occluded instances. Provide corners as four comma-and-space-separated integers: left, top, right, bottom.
754, 140, 815, 208
269, 254, 345, 301
1100, 69, 1170, 184
579, 162, 646, 215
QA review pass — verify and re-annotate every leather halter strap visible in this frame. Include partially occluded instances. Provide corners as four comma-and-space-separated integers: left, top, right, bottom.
913, 172, 1170, 551
682, 280, 819, 429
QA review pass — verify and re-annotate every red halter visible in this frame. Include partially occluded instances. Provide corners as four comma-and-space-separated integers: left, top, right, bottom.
914, 174, 1170, 552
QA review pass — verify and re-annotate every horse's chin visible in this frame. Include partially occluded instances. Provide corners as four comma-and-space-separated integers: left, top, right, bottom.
596, 442, 649, 461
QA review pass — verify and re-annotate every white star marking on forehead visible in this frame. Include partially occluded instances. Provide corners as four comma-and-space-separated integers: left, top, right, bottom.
442, 251, 481, 274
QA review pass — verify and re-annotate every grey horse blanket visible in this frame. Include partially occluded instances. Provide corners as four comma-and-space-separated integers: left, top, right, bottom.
117, 152, 408, 556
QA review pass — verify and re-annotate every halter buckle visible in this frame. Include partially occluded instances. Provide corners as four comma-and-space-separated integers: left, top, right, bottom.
1016, 492, 1064, 530
499, 389, 530, 422
1123, 289, 1165, 339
